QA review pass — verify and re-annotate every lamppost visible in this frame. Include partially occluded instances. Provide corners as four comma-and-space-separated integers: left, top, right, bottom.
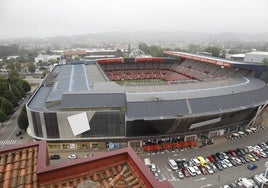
261, 161, 268, 188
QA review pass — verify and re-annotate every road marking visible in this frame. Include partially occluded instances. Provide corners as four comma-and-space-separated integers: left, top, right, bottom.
0, 140, 17, 145
200, 184, 213, 188
195, 177, 206, 182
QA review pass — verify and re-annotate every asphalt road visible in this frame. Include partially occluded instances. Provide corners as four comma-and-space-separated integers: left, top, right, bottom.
140, 127, 268, 188
0, 80, 40, 149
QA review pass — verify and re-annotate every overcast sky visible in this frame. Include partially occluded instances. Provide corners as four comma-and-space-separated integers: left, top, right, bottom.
1, 0, 268, 39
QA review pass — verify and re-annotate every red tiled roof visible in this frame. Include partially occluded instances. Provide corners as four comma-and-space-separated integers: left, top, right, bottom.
0, 142, 173, 188
0, 141, 48, 188
64, 50, 86, 56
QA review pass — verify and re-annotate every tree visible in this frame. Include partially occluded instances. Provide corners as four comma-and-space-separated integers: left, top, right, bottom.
27, 62, 36, 73
48, 59, 57, 64
19, 80, 31, 93
203, 46, 221, 57
263, 58, 268, 66
1, 98, 14, 116
17, 111, 28, 130
0, 110, 7, 125
17, 105, 29, 130
8, 69, 20, 78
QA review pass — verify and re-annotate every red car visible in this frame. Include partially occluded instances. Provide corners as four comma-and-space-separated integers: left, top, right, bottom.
252, 151, 262, 158
198, 165, 208, 175
181, 167, 191, 177
228, 150, 238, 157
207, 156, 215, 163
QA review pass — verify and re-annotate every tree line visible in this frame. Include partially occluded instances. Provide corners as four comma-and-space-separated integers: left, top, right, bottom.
0, 70, 31, 130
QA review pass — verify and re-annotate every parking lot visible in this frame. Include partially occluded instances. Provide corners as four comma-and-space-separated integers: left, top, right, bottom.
140, 126, 268, 187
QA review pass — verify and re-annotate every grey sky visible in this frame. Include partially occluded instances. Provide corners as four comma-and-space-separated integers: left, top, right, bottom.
1, 0, 268, 39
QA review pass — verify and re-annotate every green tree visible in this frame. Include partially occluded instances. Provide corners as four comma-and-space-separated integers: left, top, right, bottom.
19, 80, 31, 93
17, 111, 28, 130
6, 62, 15, 70
0, 81, 9, 96
14, 62, 21, 72
0, 110, 7, 125
203, 46, 221, 57
263, 58, 268, 66
27, 62, 36, 73
48, 59, 57, 64
8, 69, 20, 79
1, 98, 14, 116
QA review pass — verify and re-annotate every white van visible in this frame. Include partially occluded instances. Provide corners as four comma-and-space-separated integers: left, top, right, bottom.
253, 175, 264, 186
258, 173, 268, 185
168, 159, 178, 170
144, 158, 151, 168
186, 166, 196, 176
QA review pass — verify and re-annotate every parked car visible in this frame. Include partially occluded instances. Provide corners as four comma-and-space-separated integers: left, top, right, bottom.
175, 170, 184, 179
238, 156, 246, 164
168, 159, 178, 170
207, 156, 215, 163
68, 154, 78, 159
198, 165, 208, 175
151, 163, 157, 172
246, 154, 255, 162
232, 157, 242, 165
214, 161, 223, 171
222, 159, 233, 168
247, 163, 257, 170
175, 160, 184, 169
241, 155, 251, 163
186, 166, 196, 176
193, 166, 202, 175
259, 151, 267, 158
228, 158, 237, 167
181, 167, 191, 177
251, 153, 260, 161
216, 152, 224, 160
49, 154, 60, 160
208, 163, 218, 173
152, 171, 159, 179
84, 154, 93, 158
228, 150, 238, 157
220, 160, 228, 168
204, 165, 214, 174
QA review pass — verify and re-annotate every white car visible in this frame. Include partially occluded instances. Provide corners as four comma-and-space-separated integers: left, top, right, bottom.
152, 171, 159, 179
259, 151, 267, 158
232, 157, 242, 165
222, 159, 233, 168
204, 165, 214, 174
193, 166, 202, 175
68, 154, 78, 159
175, 170, 184, 179
220, 161, 227, 168
151, 163, 157, 172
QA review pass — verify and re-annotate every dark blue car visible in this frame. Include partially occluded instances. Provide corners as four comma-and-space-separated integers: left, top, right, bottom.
247, 163, 257, 170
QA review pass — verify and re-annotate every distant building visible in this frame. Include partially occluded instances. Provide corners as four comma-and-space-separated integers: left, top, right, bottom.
63, 50, 87, 59
84, 49, 118, 59
7, 55, 19, 60
0, 141, 171, 188
244, 51, 268, 63
226, 54, 245, 61
34, 54, 61, 64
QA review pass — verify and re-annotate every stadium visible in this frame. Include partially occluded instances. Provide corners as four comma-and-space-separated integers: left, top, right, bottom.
26, 51, 268, 149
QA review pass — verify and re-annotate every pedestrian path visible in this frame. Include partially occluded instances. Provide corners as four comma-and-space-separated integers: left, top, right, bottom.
0, 140, 17, 146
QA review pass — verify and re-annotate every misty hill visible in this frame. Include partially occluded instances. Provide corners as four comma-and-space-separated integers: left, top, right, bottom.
1, 32, 268, 49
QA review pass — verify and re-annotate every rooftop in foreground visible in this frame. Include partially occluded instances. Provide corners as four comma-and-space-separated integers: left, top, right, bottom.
0, 141, 171, 188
